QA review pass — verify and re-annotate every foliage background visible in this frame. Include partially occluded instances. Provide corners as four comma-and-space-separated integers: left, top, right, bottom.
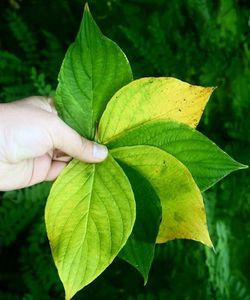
0, 0, 249, 299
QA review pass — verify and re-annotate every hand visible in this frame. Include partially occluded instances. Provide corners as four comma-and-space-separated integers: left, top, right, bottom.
0, 96, 108, 191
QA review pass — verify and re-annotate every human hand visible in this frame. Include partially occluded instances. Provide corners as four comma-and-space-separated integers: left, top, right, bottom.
0, 96, 108, 191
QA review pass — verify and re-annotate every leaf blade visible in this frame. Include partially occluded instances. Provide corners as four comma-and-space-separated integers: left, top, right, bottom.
111, 145, 212, 246
55, 5, 133, 139
117, 161, 162, 283
45, 156, 136, 299
107, 120, 247, 191
99, 77, 214, 143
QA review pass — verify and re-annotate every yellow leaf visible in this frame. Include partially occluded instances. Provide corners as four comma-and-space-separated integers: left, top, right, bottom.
111, 146, 213, 246
99, 77, 214, 143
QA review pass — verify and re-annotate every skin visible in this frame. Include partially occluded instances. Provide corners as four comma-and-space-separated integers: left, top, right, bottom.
0, 96, 108, 191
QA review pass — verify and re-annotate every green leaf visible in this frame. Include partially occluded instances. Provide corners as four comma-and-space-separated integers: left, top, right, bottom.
117, 161, 161, 283
55, 4, 133, 139
107, 120, 247, 191
45, 156, 136, 300
99, 77, 214, 143
111, 146, 212, 246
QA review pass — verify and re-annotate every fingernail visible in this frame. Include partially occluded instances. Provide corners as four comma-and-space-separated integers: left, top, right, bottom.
93, 143, 108, 160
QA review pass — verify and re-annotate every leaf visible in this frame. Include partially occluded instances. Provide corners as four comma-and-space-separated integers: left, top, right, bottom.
45, 156, 136, 300
117, 161, 162, 283
111, 146, 212, 246
55, 4, 133, 139
107, 120, 247, 191
99, 77, 214, 143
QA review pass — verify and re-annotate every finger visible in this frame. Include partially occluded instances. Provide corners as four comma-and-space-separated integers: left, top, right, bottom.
25, 155, 67, 187
28, 154, 67, 185
51, 118, 108, 163
45, 161, 67, 181
28, 153, 52, 186
53, 155, 72, 163
53, 149, 72, 162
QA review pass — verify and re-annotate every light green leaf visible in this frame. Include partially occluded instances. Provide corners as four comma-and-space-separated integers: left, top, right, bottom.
99, 77, 214, 143
107, 120, 247, 191
45, 156, 136, 300
111, 146, 212, 246
117, 161, 161, 283
55, 4, 133, 139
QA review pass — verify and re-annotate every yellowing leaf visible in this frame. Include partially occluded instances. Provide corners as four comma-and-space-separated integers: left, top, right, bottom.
99, 77, 214, 143
45, 156, 136, 299
111, 146, 212, 246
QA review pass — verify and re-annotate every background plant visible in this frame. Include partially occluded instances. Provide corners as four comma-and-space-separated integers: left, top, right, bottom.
0, 1, 249, 299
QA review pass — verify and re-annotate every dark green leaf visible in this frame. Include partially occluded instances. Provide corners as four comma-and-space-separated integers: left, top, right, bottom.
55, 4, 133, 139
108, 120, 247, 191
117, 161, 161, 283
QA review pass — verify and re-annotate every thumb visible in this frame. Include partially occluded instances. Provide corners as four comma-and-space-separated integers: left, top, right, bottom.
50, 117, 108, 163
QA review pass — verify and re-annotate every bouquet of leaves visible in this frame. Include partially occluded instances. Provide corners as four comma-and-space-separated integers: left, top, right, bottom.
44, 4, 247, 299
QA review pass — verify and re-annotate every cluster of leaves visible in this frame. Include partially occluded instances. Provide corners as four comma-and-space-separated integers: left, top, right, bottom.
0, 1, 249, 300
43, 4, 246, 299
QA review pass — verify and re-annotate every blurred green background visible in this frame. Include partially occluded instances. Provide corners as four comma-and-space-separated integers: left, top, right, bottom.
0, 0, 249, 299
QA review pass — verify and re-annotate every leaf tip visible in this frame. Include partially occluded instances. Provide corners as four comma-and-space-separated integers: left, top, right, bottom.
65, 290, 72, 300
84, 2, 90, 12
143, 276, 149, 286
64, 285, 79, 300
202, 231, 214, 249
206, 86, 216, 97
239, 163, 248, 170
230, 159, 248, 172
206, 239, 214, 249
